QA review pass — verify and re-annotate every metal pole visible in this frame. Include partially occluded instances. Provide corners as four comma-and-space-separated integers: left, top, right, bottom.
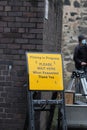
62, 91, 67, 130
28, 91, 35, 130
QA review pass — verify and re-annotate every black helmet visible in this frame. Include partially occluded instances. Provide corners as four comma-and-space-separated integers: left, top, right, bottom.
78, 35, 85, 42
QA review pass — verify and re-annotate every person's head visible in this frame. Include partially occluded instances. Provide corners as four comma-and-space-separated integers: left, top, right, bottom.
78, 35, 86, 45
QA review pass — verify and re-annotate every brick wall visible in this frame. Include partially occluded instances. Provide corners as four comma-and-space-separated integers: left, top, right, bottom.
0, 0, 44, 130
0, 0, 63, 129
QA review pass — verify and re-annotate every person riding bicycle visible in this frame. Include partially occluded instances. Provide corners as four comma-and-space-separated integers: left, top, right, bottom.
73, 35, 87, 71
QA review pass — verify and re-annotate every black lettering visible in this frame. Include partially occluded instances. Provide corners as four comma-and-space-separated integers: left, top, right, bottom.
39, 75, 48, 78
49, 76, 54, 79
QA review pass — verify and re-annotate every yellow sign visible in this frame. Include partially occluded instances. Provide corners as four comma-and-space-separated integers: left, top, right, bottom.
26, 53, 64, 91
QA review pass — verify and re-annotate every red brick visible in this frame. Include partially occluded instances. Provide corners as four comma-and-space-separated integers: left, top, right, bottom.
5, 6, 11, 11
0, 1, 7, 5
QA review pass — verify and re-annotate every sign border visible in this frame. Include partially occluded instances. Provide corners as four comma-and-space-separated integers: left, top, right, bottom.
26, 52, 64, 91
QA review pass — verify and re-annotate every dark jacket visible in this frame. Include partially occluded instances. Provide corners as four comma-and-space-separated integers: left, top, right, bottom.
73, 44, 87, 70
